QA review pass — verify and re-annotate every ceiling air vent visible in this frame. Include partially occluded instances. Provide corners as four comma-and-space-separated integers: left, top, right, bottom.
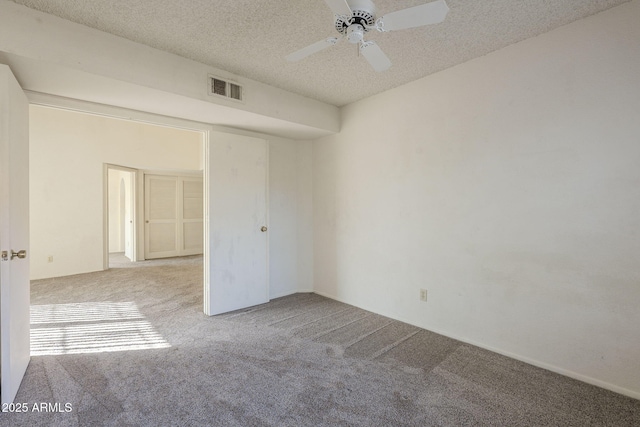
208, 75, 243, 102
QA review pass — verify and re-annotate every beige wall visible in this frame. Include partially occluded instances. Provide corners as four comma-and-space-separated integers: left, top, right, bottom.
29, 105, 203, 280
312, 1, 640, 397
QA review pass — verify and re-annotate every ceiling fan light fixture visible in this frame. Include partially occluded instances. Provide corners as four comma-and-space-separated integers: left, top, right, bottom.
347, 24, 365, 44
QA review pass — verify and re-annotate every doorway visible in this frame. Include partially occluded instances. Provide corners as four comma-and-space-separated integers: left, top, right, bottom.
27, 97, 269, 318
107, 165, 136, 267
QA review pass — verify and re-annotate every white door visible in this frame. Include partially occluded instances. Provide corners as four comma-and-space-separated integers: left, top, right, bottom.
145, 175, 203, 259
0, 65, 30, 404
207, 133, 268, 315
123, 172, 134, 260
145, 175, 179, 259
180, 177, 204, 256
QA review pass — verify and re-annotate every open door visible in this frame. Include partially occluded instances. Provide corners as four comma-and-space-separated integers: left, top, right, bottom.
207, 133, 268, 315
0, 65, 30, 404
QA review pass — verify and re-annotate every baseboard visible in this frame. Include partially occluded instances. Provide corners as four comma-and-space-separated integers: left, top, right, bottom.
269, 288, 313, 300
31, 267, 105, 282
312, 290, 640, 401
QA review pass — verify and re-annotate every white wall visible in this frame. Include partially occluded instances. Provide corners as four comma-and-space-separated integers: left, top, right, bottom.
313, 1, 640, 398
268, 139, 314, 298
29, 105, 202, 280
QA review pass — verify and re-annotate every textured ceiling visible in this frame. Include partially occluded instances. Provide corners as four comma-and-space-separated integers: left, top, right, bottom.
9, 0, 630, 106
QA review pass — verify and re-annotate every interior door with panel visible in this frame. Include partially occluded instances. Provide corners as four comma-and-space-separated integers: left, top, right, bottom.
122, 169, 135, 261
180, 177, 203, 256
145, 174, 203, 259
144, 175, 179, 259
207, 133, 268, 315
0, 65, 31, 404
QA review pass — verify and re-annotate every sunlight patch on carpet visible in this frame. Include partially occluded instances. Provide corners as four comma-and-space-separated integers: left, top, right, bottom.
30, 302, 171, 356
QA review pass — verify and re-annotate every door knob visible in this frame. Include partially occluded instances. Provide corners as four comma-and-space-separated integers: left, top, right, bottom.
11, 250, 27, 260
261, 226, 267, 232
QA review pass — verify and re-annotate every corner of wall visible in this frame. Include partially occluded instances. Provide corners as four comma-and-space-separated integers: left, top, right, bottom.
296, 140, 314, 293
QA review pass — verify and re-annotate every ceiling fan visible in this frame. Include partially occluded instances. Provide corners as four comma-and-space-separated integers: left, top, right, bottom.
286, 0, 449, 72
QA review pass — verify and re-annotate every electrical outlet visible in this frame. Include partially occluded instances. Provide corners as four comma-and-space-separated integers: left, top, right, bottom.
420, 289, 428, 302
47, 256, 54, 263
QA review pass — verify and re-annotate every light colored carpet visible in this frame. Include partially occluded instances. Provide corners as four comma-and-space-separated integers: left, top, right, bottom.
1, 255, 639, 426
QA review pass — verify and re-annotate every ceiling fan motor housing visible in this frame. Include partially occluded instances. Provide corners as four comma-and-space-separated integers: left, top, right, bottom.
334, 0, 376, 35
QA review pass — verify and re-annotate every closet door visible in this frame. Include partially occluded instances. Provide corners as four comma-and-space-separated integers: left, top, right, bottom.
144, 175, 179, 259
180, 177, 203, 256
145, 174, 203, 259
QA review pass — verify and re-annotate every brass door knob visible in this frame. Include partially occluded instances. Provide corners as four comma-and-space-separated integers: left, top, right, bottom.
260, 226, 267, 232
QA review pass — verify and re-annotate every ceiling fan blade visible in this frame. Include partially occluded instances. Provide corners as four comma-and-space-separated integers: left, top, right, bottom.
379, 0, 449, 31
360, 41, 391, 72
323, 0, 353, 16
286, 37, 339, 62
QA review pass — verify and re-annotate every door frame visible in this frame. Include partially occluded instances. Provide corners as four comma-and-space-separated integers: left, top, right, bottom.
103, 164, 139, 268
26, 91, 269, 317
